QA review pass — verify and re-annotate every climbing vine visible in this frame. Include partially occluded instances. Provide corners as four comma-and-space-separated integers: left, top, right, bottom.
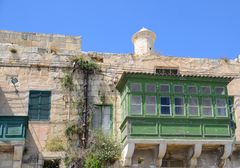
61, 55, 120, 167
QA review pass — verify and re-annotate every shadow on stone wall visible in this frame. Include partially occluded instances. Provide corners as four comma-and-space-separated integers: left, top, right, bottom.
0, 88, 14, 115
22, 129, 41, 167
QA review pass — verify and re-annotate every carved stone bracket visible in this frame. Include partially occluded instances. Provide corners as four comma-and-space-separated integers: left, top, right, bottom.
188, 143, 202, 168
157, 143, 167, 167
121, 142, 135, 166
218, 143, 233, 168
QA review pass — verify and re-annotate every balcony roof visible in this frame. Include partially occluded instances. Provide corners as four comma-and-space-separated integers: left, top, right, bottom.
116, 71, 234, 92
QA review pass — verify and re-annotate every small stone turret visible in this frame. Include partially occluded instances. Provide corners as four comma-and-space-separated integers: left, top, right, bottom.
132, 27, 156, 56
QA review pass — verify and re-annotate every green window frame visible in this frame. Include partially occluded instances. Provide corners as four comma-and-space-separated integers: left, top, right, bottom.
215, 98, 227, 117
201, 97, 213, 117
28, 91, 51, 121
92, 105, 113, 134
174, 96, 185, 116
124, 80, 231, 119
130, 95, 142, 115
145, 95, 157, 115
188, 96, 199, 116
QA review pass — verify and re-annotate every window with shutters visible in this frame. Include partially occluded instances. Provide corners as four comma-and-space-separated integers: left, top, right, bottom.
92, 105, 112, 134
28, 91, 51, 121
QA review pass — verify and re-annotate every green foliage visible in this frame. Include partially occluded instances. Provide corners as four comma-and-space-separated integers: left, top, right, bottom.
46, 137, 64, 152
70, 56, 100, 72
61, 73, 74, 91
83, 132, 121, 167
64, 154, 77, 167
84, 155, 103, 168
64, 122, 81, 140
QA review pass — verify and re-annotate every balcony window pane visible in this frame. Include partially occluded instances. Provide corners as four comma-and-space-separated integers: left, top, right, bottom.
160, 84, 169, 93
202, 98, 212, 116
160, 97, 171, 115
188, 86, 197, 94
146, 96, 156, 114
131, 96, 142, 114
188, 97, 199, 116
215, 87, 225, 95
174, 85, 183, 94
201, 86, 211, 94
216, 98, 227, 116
130, 83, 141, 92
145, 83, 156, 92
174, 97, 184, 115
189, 107, 198, 116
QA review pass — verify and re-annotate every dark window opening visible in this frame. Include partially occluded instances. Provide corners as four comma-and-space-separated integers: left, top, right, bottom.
43, 159, 60, 168
156, 68, 179, 75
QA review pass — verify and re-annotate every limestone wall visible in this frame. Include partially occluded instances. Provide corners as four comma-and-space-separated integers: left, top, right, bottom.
0, 30, 240, 167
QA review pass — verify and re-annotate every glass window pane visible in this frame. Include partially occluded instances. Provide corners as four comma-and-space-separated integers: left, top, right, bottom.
160, 84, 169, 93
189, 98, 198, 106
189, 107, 198, 116
131, 105, 142, 114
161, 106, 170, 115
93, 107, 101, 129
160, 97, 171, 115
217, 108, 226, 116
216, 98, 226, 107
130, 83, 141, 92
131, 96, 141, 104
215, 87, 225, 95
201, 86, 211, 94
174, 97, 183, 106
203, 107, 212, 116
202, 98, 211, 106
102, 107, 111, 133
146, 96, 156, 114
174, 85, 183, 93
202, 98, 212, 116
145, 83, 156, 92
175, 107, 184, 115
188, 86, 197, 94
161, 97, 170, 105
131, 96, 142, 114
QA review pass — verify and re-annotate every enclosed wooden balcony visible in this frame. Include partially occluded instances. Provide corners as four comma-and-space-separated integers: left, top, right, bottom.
0, 116, 28, 141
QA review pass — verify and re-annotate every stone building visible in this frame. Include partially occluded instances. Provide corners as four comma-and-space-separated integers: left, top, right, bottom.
0, 28, 240, 168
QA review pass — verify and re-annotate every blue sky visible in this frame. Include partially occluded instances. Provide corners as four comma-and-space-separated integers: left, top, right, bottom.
0, 0, 239, 59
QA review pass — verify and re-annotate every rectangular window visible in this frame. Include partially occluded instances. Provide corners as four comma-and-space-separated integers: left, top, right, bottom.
174, 97, 184, 115
28, 91, 51, 121
202, 98, 213, 116
131, 95, 142, 114
145, 83, 156, 92
216, 98, 227, 116
188, 97, 199, 116
130, 83, 141, 92
160, 96, 171, 115
92, 105, 112, 134
145, 96, 156, 115
160, 84, 170, 93
156, 68, 179, 75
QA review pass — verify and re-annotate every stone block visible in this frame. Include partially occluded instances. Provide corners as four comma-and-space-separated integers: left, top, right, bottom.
13, 145, 24, 161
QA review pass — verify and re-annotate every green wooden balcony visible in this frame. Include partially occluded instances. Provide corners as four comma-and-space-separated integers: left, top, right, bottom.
120, 116, 234, 143
0, 116, 28, 141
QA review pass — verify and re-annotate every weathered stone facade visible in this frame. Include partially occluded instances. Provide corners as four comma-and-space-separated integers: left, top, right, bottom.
0, 28, 240, 167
